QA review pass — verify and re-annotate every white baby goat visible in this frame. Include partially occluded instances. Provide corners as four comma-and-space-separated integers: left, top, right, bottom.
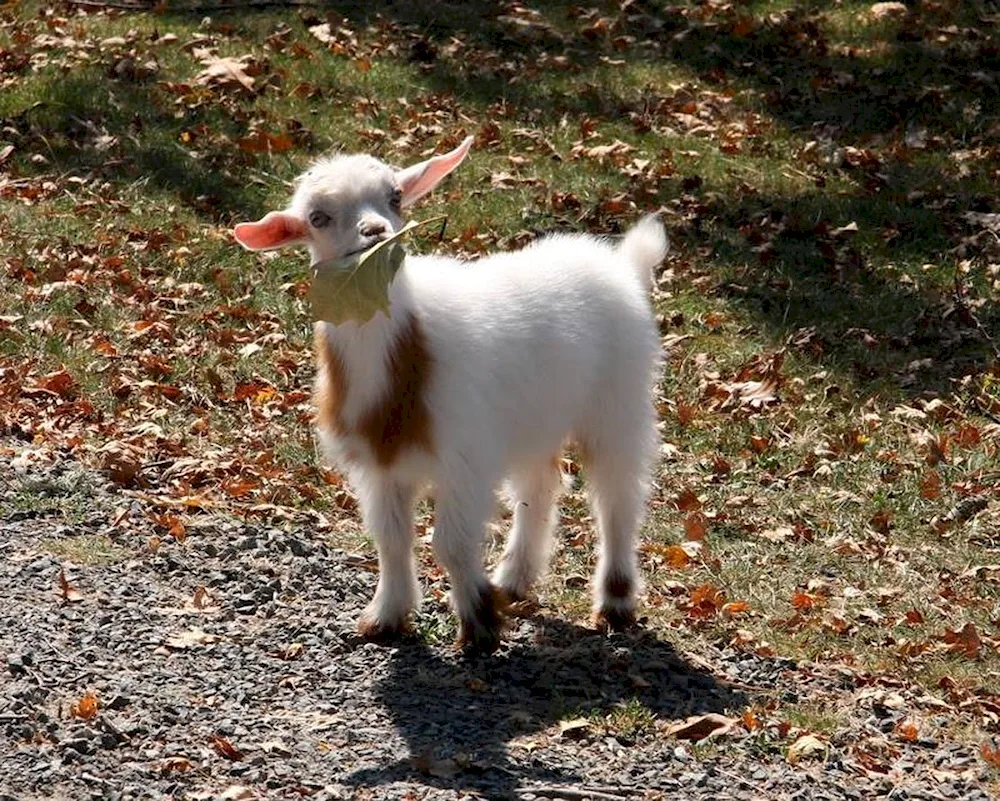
234, 136, 666, 651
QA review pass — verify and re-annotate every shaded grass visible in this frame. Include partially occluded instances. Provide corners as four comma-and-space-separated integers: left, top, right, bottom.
601, 697, 658, 742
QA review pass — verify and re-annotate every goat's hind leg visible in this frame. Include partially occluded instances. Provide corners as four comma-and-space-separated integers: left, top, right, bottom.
583, 423, 655, 632
587, 465, 646, 631
356, 479, 420, 640
492, 457, 561, 603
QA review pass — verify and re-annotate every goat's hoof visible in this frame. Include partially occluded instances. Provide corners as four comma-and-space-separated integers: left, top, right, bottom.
494, 585, 541, 618
494, 578, 542, 606
456, 625, 501, 654
456, 585, 507, 654
506, 595, 541, 618
491, 562, 533, 605
494, 583, 525, 604
593, 605, 639, 633
357, 613, 411, 642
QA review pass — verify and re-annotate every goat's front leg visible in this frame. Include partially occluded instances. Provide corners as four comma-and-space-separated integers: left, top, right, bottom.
356, 479, 419, 640
432, 485, 506, 653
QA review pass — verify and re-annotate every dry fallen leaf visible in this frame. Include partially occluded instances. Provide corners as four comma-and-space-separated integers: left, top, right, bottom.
895, 719, 919, 742
665, 713, 737, 741
673, 488, 702, 512
791, 590, 822, 611
211, 734, 244, 761
238, 131, 294, 153
219, 786, 255, 800
715, 351, 785, 412
727, 378, 780, 410
275, 642, 305, 661
558, 718, 592, 739
721, 600, 750, 617
959, 565, 1000, 583
259, 740, 293, 756
153, 512, 187, 542
684, 583, 724, 618
570, 139, 634, 163
166, 628, 219, 650
943, 622, 982, 660
159, 756, 195, 774
192, 586, 210, 609
676, 400, 698, 426
869, 2, 907, 19
410, 749, 469, 777
629, 672, 651, 690
981, 741, 1000, 767
731, 16, 755, 38
31, 369, 77, 398
920, 469, 942, 500
760, 527, 794, 543
70, 690, 99, 720
683, 512, 708, 541
665, 544, 693, 568
195, 55, 256, 91
59, 569, 85, 603
787, 733, 828, 764
101, 442, 143, 488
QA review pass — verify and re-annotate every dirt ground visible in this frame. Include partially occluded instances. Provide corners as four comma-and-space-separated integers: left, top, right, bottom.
1, 457, 995, 801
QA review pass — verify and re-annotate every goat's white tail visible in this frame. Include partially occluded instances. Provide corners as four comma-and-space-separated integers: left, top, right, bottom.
618, 214, 668, 289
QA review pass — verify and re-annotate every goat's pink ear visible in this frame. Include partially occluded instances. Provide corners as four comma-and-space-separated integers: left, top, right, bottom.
233, 211, 308, 251
396, 136, 473, 208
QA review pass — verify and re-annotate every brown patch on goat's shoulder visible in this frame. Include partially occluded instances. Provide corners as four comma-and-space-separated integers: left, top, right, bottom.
314, 323, 347, 436
358, 315, 434, 466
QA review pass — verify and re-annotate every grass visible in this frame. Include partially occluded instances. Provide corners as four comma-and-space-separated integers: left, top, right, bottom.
6, 468, 107, 523
415, 610, 459, 649
602, 698, 658, 742
2, 0, 999, 755
40, 534, 130, 566
782, 700, 845, 737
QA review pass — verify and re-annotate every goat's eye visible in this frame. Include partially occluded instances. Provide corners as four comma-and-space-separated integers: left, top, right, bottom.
389, 188, 402, 210
309, 209, 332, 229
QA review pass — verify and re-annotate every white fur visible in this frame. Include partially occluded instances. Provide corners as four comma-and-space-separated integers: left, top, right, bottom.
234, 140, 666, 641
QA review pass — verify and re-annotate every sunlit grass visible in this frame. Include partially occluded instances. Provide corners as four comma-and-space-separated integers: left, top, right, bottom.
41, 534, 130, 565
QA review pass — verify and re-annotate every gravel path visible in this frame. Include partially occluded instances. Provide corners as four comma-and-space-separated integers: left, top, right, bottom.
1, 458, 995, 800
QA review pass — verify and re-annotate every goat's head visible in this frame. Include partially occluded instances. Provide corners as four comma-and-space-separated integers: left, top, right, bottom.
233, 136, 472, 264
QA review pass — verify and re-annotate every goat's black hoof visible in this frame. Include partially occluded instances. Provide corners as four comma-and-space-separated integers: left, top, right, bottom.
456, 584, 507, 654
593, 605, 639, 633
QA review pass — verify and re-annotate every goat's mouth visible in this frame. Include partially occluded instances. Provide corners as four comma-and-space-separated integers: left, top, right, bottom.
343, 237, 390, 259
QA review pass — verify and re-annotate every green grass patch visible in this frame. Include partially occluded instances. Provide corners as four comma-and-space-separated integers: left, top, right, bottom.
41, 534, 129, 565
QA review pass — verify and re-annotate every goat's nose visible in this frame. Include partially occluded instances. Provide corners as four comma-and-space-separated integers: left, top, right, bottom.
359, 219, 388, 238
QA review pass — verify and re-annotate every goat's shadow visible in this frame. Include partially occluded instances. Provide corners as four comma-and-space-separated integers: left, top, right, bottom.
346, 614, 748, 798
